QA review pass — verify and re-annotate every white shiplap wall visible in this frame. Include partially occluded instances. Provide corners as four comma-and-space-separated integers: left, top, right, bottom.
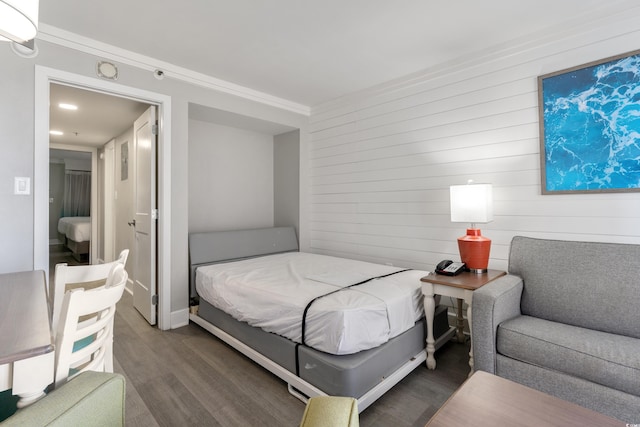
307, 10, 640, 273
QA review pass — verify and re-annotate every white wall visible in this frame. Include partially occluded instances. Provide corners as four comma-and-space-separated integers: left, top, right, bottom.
188, 120, 275, 232
307, 11, 640, 273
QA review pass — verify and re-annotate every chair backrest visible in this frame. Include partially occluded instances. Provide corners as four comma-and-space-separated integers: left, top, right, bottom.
51, 249, 129, 334
509, 236, 640, 338
54, 263, 127, 388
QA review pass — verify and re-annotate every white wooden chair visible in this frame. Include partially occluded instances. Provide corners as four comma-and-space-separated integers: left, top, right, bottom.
51, 249, 129, 335
53, 263, 128, 388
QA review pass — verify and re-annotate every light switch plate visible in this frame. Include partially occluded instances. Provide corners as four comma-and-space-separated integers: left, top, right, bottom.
14, 177, 30, 195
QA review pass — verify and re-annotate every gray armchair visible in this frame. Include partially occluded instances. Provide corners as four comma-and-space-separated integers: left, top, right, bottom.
472, 236, 640, 423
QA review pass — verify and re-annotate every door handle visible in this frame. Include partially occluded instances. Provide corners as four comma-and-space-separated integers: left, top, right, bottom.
128, 219, 136, 227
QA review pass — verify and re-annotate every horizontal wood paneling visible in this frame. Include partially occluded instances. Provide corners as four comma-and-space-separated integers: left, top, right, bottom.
305, 11, 640, 272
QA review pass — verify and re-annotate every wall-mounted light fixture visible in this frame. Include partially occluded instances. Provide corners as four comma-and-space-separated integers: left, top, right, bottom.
0, 0, 39, 45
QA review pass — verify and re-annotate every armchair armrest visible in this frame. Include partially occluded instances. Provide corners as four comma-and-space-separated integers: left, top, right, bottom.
472, 274, 523, 374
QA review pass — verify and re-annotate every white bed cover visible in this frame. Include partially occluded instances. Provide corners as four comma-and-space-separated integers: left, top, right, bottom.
196, 252, 426, 355
57, 217, 91, 242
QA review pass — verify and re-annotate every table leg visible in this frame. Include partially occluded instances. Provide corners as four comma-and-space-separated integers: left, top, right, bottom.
423, 285, 436, 369
0, 364, 10, 392
466, 299, 474, 377
456, 298, 465, 343
13, 351, 54, 408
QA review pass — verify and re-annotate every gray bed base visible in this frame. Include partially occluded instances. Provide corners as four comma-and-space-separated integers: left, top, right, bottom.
63, 236, 90, 263
188, 227, 451, 412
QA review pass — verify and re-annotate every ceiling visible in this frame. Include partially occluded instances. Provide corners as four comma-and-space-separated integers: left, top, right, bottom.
49, 84, 149, 147
48, 84, 296, 149
42, 1, 638, 149
39, 0, 637, 108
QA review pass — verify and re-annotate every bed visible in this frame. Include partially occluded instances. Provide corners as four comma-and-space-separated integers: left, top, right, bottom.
57, 216, 91, 261
189, 227, 454, 412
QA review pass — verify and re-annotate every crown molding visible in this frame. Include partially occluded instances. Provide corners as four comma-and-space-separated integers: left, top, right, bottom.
37, 23, 311, 116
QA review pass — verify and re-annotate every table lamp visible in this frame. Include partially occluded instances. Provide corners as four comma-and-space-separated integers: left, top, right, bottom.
450, 182, 493, 273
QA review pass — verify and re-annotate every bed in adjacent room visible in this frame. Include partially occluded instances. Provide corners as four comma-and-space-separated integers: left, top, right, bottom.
57, 216, 91, 261
189, 227, 454, 412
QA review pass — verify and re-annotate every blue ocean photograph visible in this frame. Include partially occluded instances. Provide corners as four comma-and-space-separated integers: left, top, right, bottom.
539, 50, 640, 193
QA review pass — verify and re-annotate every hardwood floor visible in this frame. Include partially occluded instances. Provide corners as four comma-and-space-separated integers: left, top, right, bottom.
113, 293, 470, 426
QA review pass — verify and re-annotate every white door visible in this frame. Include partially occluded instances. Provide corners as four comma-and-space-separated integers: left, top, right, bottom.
132, 106, 157, 325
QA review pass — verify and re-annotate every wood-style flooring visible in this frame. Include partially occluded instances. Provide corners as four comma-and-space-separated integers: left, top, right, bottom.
112, 292, 470, 427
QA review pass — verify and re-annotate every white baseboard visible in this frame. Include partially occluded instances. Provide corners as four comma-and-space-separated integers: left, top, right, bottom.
171, 308, 190, 329
122, 279, 188, 329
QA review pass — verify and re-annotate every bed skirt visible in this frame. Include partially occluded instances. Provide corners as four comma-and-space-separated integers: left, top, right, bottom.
196, 298, 450, 398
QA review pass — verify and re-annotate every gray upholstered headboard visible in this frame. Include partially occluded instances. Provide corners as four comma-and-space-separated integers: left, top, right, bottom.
188, 227, 299, 301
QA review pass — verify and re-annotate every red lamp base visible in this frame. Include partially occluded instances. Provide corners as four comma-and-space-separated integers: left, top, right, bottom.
457, 229, 491, 273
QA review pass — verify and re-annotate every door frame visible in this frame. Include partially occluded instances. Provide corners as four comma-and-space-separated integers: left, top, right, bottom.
102, 139, 116, 263
34, 65, 172, 330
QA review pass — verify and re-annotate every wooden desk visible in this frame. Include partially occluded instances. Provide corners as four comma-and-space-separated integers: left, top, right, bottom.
0, 270, 54, 407
426, 371, 624, 426
420, 270, 505, 374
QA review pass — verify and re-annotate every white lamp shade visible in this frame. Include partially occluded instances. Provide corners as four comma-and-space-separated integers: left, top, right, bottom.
0, 0, 39, 43
450, 183, 493, 224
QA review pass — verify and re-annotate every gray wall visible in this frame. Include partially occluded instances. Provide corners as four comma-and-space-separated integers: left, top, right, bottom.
0, 38, 307, 327
274, 130, 300, 233
188, 120, 275, 232
187, 123, 301, 236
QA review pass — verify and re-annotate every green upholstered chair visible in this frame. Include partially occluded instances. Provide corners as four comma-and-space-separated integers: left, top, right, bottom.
299, 396, 359, 427
0, 371, 125, 426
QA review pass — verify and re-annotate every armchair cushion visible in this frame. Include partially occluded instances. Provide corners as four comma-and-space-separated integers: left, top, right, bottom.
497, 316, 640, 396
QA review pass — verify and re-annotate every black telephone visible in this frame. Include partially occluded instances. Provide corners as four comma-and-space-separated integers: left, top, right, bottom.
435, 260, 467, 276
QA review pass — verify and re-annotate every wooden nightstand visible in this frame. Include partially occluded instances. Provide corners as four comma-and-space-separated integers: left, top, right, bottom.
420, 269, 506, 375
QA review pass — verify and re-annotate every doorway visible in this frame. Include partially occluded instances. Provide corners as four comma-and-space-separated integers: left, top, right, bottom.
49, 83, 149, 266
35, 66, 173, 330
49, 148, 93, 272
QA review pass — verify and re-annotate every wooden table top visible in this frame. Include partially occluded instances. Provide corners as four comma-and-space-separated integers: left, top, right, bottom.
420, 269, 506, 291
0, 270, 53, 365
426, 371, 624, 427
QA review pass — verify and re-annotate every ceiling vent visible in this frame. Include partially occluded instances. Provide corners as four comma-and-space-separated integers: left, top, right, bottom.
96, 61, 118, 80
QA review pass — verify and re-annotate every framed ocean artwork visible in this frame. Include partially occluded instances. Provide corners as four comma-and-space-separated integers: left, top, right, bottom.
538, 49, 640, 194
